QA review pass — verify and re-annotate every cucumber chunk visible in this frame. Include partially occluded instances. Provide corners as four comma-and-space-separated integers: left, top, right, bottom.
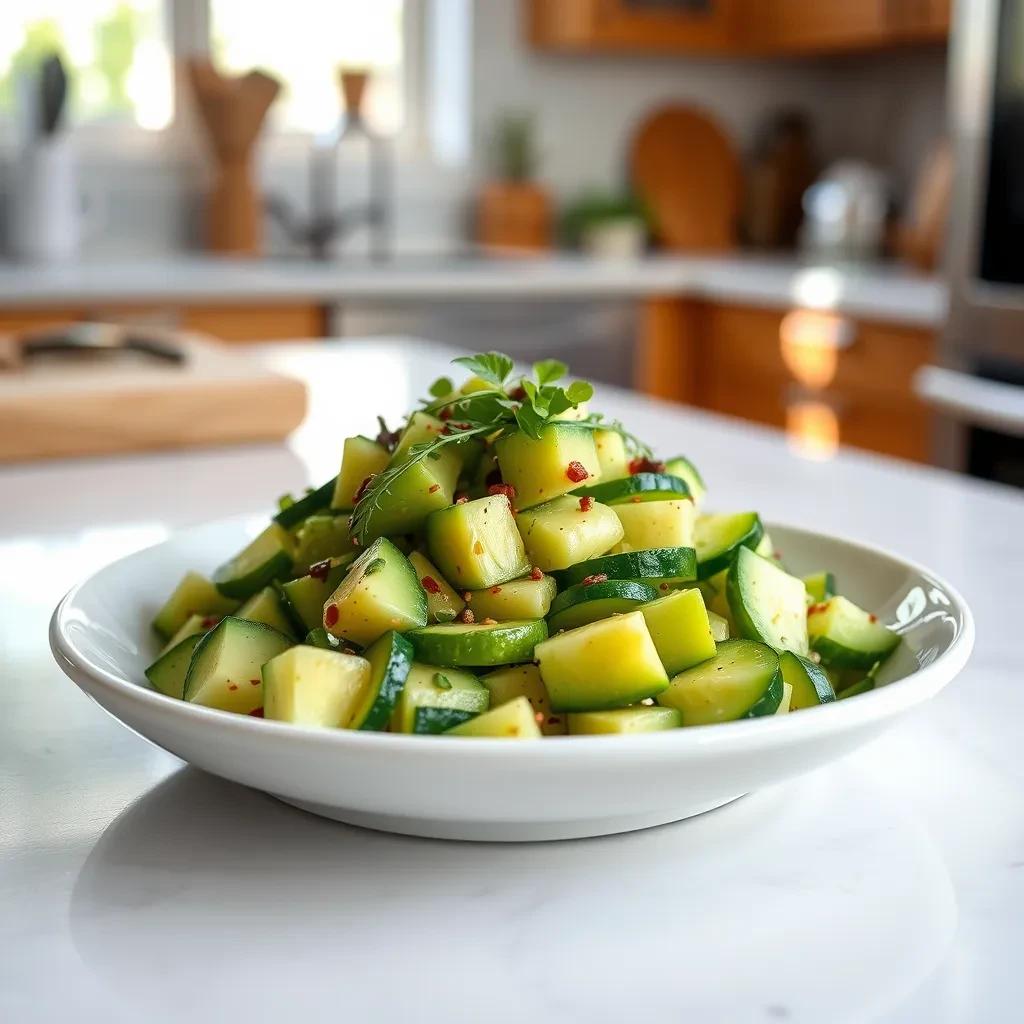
407, 618, 548, 667
481, 664, 565, 735
291, 514, 356, 573
612, 499, 695, 553
495, 423, 601, 509
408, 550, 465, 623
803, 571, 837, 605
274, 477, 337, 529
707, 609, 730, 642
779, 651, 836, 710
262, 646, 372, 728
236, 585, 298, 639
639, 587, 717, 675
392, 411, 450, 460
693, 512, 764, 580
536, 611, 669, 712
426, 494, 530, 589
568, 706, 681, 735
145, 632, 204, 699
350, 630, 414, 731
663, 455, 707, 506
152, 570, 239, 639
554, 546, 697, 590
726, 546, 809, 655
658, 639, 783, 725
466, 574, 558, 621
391, 663, 489, 734
158, 611, 219, 657
445, 696, 542, 739
547, 580, 658, 634
184, 616, 293, 713
213, 523, 296, 600
413, 707, 478, 734
515, 495, 623, 571
279, 556, 353, 633
807, 596, 900, 670
573, 473, 690, 505
304, 628, 341, 650
331, 435, 390, 511
776, 682, 794, 714
593, 429, 630, 480
323, 537, 427, 647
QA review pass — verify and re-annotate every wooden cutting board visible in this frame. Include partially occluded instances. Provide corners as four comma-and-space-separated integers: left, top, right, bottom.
0, 333, 307, 462
629, 104, 741, 251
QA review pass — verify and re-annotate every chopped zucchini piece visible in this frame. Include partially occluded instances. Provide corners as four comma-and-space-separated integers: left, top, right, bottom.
262, 646, 371, 728
693, 512, 763, 580
803, 571, 837, 605
726, 546, 809, 655
236, 585, 298, 639
807, 596, 900, 670
391, 663, 489, 734
331, 436, 390, 511
152, 570, 239, 639
480, 664, 565, 735
554, 546, 697, 590
613, 499, 695, 553
707, 609, 730, 642
779, 650, 836, 710
274, 477, 337, 529
495, 423, 601, 509
145, 632, 204, 699
278, 556, 354, 633
291, 514, 356, 572
408, 551, 465, 623
413, 707, 477, 734
304, 627, 340, 650
516, 495, 623, 571
573, 473, 690, 505
568, 706, 681, 735
213, 523, 296, 600
350, 630, 414, 731
158, 611, 219, 657
639, 587, 716, 675
445, 696, 542, 739
663, 455, 707, 506
547, 579, 658, 634
466, 574, 557, 621
776, 682, 794, 714
407, 618, 548, 667
593, 429, 630, 480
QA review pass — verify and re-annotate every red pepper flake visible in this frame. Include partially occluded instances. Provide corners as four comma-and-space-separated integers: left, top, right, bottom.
508, 385, 526, 401
630, 496, 642, 503
455, 493, 469, 505
546, 716, 561, 726
250, 678, 260, 686
535, 711, 545, 725
473, 540, 484, 555
868, 613, 878, 623
629, 457, 666, 475
459, 608, 475, 624
438, 407, 453, 421
428, 483, 441, 494
309, 558, 332, 582
807, 603, 828, 616
530, 566, 543, 581
566, 460, 589, 483
578, 495, 594, 512
228, 683, 238, 691
325, 604, 340, 627
440, 425, 452, 436
353, 475, 375, 503
463, 591, 473, 602
581, 573, 608, 587
421, 575, 441, 595
249, 707, 264, 717
200, 615, 220, 629
490, 586, 502, 595
481, 617, 498, 625
488, 483, 517, 503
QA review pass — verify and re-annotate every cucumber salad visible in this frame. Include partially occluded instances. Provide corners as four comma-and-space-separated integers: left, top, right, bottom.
147, 351, 900, 739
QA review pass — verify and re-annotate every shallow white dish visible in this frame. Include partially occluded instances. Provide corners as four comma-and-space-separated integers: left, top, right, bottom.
50, 517, 973, 842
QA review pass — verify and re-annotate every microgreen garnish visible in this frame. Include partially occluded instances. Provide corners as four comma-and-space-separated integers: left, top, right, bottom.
433, 672, 452, 690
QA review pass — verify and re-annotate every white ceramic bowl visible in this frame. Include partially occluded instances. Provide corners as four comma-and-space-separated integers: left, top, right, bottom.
50, 518, 973, 842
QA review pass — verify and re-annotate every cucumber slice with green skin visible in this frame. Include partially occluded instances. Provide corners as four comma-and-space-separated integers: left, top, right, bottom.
568, 706, 682, 735
612, 499, 695, 553
803, 571, 837, 605
291, 514, 356, 573
279, 557, 353, 633
262, 646, 371, 728
392, 411, 451, 462
274, 477, 337, 529
807, 596, 900, 670
554, 546, 697, 590
694, 512, 764, 580
445, 696, 542, 739
663, 455, 707, 506
324, 537, 427, 647
481, 664, 565, 735
515, 495, 623, 571
408, 551, 465, 623
331, 435, 390, 511
158, 612, 220, 657
426, 494, 530, 590
407, 618, 548, 667
837, 675, 875, 699
351, 630, 414, 731
495, 423, 602, 510
726, 546, 809, 655
236, 585, 298, 639
639, 587, 717, 675
779, 651, 836, 710
535, 610, 669, 712
184, 616, 293, 713
213, 524, 296, 600
413, 706, 477, 735
572, 473, 691, 505
304, 628, 341, 651
547, 580, 658, 634
707, 609, 730, 642
466, 574, 558, 622
152, 571, 239, 639
390, 663, 489, 734
145, 632, 204, 699
776, 682, 793, 714
658, 638, 783, 725
593, 429, 630, 480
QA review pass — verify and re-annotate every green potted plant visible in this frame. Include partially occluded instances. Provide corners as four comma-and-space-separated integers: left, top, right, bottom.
561, 191, 651, 259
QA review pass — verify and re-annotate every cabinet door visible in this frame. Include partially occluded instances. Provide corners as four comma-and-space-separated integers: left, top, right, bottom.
744, 0, 891, 54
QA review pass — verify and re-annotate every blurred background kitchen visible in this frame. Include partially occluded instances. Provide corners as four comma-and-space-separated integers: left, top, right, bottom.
1, 0, 1022, 486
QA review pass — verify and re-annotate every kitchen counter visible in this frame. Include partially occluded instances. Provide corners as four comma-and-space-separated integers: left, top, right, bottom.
0, 252, 946, 326
3, 340, 1019, 1023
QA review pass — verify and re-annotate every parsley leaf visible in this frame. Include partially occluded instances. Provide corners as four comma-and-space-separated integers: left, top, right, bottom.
452, 352, 514, 388
533, 358, 567, 386
428, 376, 453, 398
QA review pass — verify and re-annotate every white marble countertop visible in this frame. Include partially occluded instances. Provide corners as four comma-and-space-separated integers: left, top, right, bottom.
2, 340, 1019, 1024
0, 252, 946, 326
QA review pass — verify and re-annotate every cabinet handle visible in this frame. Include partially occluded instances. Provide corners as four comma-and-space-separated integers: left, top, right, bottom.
914, 365, 1024, 436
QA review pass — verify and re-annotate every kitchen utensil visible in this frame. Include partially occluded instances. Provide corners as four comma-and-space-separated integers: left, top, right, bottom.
894, 139, 952, 271
39, 53, 67, 136
629, 104, 740, 251
50, 520, 972, 842
799, 161, 889, 260
0, 321, 185, 371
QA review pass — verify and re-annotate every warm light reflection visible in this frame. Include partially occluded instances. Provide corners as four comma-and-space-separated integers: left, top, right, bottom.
786, 400, 839, 461
779, 309, 852, 389
790, 267, 842, 308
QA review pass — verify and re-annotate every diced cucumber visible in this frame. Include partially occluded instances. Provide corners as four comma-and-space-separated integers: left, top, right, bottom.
515, 495, 623, 571
693, 512, 764, 580
613, 499, 695, 553
593, 429, 630, 480
323, 537, 427, 647
466, 574, 558, 621
408, 551, 465, 623
274, 477, 337, 529
291, 514, 356, 572
639, 587, 716, 675
535, 611, 668, 712
407, 619, 548, 667
445, 696, 542, 739
481, 664, 565, 735
350, 630, 414, 731
708, 609, 730, 642
776, 682, 793, 714
145, 632, 204, 699
413, 707, 478, 734
262, 646, 371, 728
554, 546, 697, 590
278, 556, 353, 633
304, 628, 340, 650
547, 579, 658, 634
495, 423, 601, 509
726, 546, 809, 655
236, 585, 298, 639
779, 651, 836, 710
152, 570, 239, 639
803, 571, 837, 605
391, 663, 489, 734
158, 612, 218, 657
568, 706, 681, 735
213, 524, 296, 600
426, 494, 530, 589
331, 435, 390, 511
658, 638, 783, 725
392, 411, 450, 460
184, 616, 293, 714
573, 473, 691, 505
807, 596, 900, 670
663, 455, 707, 506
